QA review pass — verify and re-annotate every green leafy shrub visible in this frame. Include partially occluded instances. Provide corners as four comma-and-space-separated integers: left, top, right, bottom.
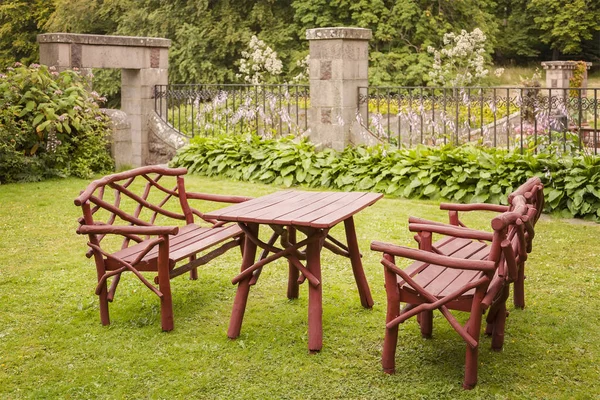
171, 134, 600, 221
0, 63, 113, 183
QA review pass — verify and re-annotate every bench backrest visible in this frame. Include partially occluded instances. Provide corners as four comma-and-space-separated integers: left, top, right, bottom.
74, 166, 203, 254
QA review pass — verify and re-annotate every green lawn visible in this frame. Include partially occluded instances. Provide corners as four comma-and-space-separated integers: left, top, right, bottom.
1, 175, 599, 399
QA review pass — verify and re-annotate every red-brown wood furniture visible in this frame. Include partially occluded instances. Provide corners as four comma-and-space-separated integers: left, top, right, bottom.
436, 176, 544, 308
74, 166, 251, 331
371, 195, 536, 389
203, 190, 382, 352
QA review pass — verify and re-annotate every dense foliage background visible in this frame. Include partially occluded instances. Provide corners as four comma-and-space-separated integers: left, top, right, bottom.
1, 0, 599, 88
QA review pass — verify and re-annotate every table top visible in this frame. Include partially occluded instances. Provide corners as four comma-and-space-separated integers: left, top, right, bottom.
203, 190, 383, 229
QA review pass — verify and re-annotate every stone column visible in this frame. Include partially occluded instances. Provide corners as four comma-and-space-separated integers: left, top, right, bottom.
37, 33, 170, 167
306, 27, 371, 150
541, 61, 592, 92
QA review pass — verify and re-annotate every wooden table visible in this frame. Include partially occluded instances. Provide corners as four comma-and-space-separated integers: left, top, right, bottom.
203, 190, 383, 351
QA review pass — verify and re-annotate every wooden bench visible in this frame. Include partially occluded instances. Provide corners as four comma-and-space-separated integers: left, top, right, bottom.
371, 195, 536, 389
74, 166, 251, 331
436, 176, 544, 308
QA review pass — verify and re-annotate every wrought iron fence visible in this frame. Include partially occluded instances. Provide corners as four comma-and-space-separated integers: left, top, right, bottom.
154, 84, 309, 138
357, 86, 600, 153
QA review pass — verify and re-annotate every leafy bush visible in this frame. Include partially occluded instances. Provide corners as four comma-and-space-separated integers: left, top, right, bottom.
0, 63, 113, 183
171, 134, 600, 221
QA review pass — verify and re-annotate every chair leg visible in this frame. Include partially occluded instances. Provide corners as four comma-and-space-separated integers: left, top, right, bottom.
382, 326, 399, 374
158, 238, 174, 331
514, 265, 525, 309
463, 289, 485, 390
419, 310, 433, 338
491, 303, 508, 351
382, 253, 400, 374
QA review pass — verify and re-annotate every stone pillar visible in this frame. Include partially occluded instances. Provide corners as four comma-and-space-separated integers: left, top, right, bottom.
541, 61, 592, 91
37, 33, 170, 167
306, 27, 371, 150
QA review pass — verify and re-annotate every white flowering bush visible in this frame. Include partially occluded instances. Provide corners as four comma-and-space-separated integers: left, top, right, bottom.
237, 35, 283, 84
291, 55, 310, 84
427, 28, 490, 87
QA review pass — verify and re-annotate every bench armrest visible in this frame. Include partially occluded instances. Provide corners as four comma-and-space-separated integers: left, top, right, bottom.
439, 202, 509, 213
77, 225, 179, 236
186, 191, 252, 204
371, 241, 496, 272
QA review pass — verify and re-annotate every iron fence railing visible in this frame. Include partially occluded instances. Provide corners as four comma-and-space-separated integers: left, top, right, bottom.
357, 86, 600, 153
154, 84, 309, 138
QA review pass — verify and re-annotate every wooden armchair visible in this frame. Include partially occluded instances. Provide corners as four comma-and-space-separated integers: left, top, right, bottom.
436, 176, 544, 308
371, 196, 533, 389
74, 166, 251, 331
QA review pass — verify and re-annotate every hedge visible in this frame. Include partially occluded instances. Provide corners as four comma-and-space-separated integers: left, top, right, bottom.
170, 134, 600, 221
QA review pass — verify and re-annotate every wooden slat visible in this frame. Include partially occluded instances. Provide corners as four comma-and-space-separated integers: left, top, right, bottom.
284, 192, 381, 228
202, 190, 296, 221
399, 238, 472, 291
238, 191, 320, 222
108, 224, 241, 266
438, 246, 490, 298
244, 192, 348, 225
169, 225, 241, 261
307, 192, 382, 228
108, 223, 204, 261
424, 242, 488, 297
397, 236, 462, 282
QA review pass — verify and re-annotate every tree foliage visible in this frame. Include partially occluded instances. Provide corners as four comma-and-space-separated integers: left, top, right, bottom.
0, 0, 598, 88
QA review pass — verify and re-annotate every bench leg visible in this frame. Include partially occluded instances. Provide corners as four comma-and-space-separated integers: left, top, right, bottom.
228, 223, 258, 339
98, 283, 110, 326
514, 264, 525, 309
344, 217, 374, 308
158, 237, 174, 331
418, 310, 433, 339
382, 254, 400, 374
189, 255, 198, 280
463, 288, 485, 390
287, 227, 299, 299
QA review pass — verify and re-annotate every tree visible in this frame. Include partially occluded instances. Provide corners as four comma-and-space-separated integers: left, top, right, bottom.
0, 0, 53, 68
528, 0, 600, 56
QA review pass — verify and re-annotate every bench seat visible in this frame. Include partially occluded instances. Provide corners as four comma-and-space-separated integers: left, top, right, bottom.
106, 224, 242, 272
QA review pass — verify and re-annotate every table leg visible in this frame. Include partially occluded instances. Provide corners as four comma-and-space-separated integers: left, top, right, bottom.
344, 216, 374, 308
306, 228, 323, 352
227, 223, 259, 339
287, 226, 299, 299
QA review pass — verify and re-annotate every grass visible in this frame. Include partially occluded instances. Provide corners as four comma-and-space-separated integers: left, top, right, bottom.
1, 174, 600, 399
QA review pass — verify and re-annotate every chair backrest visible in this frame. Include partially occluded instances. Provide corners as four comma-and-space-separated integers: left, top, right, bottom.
490, 195, 532, 284
508, 177, 544, 225
74, 166, 198, 255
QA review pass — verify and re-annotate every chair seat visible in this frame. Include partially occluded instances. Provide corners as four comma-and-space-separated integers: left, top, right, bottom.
105, 223, 242, 271
398, 237, 490, 311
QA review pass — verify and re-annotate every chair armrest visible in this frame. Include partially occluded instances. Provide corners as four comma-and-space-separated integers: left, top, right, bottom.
77, 225, 179, 236
371, 241, 496, 272
440, 203, 509, 213
408, 223, 494, 242
186, 191, 253, 203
